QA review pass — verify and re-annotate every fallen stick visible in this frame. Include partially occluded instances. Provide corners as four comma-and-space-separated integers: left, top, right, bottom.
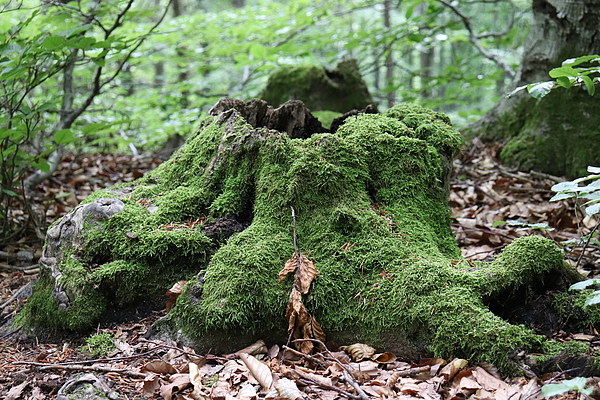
12, 362, 147, 378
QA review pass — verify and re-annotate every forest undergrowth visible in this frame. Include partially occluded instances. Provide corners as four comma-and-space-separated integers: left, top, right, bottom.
0, 139, 599, 400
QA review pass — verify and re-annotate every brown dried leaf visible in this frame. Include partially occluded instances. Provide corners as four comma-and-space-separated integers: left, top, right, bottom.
372, 352, 396, 363
143, 374, 161, 398
159, 374, 191, 400
275, 378, 303, 400
295, 253, 318, 294
279, 253, 319, 294
278, 257, 297, 283
341, 343, 376, 362
238, 353, 273, 390
142, 360, 178, 374
166, 280, 187, 312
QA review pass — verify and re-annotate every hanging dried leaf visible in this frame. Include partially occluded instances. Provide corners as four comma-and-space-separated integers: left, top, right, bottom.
278, 257, 297, 283
278, 253, 318, 294
275, 378, 303, 400
238, 353, 273, 390
340, 343, 376, 362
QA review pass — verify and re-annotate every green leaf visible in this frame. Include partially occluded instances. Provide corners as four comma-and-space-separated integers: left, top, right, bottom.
492, 221, 505, 227
581, 75, 595, 96
249, 43, 267, 59
549, 66, 578, 78
556, 76, 573, 88
54, 129, 75, 144
585, 291, 600, 306
70, 37, 97, 49
527, 81, 554, 99
42, 35, 66, 50
551, 181, 578, 192
549, 192, 576, 202
1, 188, 17, 196
541, 378, 592, 397
585, 202, 600, 216
562, 55, 600, 67
570, 279, 600, 290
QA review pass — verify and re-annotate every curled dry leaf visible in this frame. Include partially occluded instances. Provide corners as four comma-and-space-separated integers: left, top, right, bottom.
141, 360, 178, 375
275, 378, 304, 400
238, 383, 258, 400
439, 358, 468, 382
142, 374, 161, 398
373, 352, 397, 363
166, 280, 187, 312
189, 362, 206, 400
159, 373, 191, 400
238, 353, 273, 390
341, 343, 376, 362
233, 340, 268, 358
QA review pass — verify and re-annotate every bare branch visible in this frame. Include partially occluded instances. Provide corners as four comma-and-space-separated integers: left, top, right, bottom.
437, 0, 516, 78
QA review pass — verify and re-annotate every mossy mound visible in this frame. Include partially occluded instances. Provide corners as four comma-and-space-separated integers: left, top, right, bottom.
21, 99, 588, 374
260, 59, 375, 113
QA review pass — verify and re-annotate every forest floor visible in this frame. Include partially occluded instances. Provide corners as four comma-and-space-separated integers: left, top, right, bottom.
0, 139, 599, 400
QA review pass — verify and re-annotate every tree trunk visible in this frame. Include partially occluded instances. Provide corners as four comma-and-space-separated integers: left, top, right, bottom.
465, 0, 600, 178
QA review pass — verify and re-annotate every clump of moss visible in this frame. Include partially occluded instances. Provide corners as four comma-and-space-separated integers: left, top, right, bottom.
80, 333, 115, 357
260, 60, 375, 113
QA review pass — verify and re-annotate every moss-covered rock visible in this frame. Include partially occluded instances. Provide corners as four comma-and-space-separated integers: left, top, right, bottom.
21, 98, 589, 375
260, 59, 375, 113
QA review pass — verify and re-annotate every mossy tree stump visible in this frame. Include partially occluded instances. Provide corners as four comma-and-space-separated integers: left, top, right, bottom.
23, 99, 588, 374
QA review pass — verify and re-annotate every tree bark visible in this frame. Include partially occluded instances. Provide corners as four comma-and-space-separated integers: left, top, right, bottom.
465, 0, 600, 177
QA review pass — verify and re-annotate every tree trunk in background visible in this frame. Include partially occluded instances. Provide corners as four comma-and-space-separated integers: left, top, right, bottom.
384, 0, 395, 108
419, 46, 433, 99
465, 0, 600, 178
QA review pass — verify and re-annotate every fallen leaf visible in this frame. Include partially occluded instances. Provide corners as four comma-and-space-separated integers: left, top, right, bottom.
275, 378, 303, 400
159, 374, 191, 400
142, 360, 178, 374
341, 343, 376, 362
239, 353, 273, 390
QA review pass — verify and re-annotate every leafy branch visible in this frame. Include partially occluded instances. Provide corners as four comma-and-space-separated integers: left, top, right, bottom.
508, 55, 600, 99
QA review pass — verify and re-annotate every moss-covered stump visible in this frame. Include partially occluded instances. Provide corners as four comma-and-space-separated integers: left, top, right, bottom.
22, 98, 589, 374
260, 59, 375, 113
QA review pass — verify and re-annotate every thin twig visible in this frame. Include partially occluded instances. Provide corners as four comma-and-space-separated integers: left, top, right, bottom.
293, 339, 370, 400
13, 362, 147, 378
576, 218, 600, 270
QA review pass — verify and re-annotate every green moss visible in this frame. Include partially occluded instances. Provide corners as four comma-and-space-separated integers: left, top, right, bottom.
537, 340, 590, 363
81, 333, 115, 357
260, 60, 375, 113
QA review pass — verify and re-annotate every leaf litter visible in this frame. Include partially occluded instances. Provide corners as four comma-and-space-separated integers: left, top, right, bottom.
1, 143, 600, 399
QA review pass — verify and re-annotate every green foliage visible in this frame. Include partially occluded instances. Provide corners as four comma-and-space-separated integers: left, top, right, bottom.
81, 333, 115, 357
551, 166, 600, 306
510, 55, 600, 99
541, 377, 593, 398
551, 166, 600, 217
0, 0, 167, 242
492, 220, 554, 231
